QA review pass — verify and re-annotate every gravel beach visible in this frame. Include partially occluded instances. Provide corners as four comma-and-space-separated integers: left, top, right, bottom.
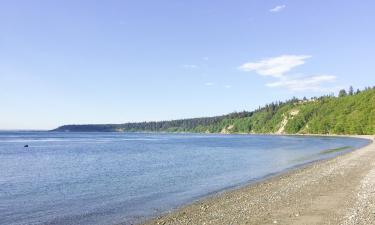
143, 136, 375, 225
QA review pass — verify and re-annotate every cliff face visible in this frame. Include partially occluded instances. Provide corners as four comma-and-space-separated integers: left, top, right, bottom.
53, 89, 375, 135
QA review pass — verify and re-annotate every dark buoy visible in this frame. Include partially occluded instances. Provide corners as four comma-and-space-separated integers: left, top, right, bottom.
24, 145, 29, 148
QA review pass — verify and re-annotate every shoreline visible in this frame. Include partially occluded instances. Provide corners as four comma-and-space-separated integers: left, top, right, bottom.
142, 135, 375, 225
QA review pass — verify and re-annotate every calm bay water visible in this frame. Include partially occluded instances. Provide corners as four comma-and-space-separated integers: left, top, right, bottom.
0, 132, 370, 225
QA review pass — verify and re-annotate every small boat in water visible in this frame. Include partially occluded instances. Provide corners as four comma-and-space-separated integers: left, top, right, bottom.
24, 145, 29, 148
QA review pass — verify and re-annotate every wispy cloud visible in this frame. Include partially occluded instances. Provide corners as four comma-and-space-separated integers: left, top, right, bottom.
205, 82, 214, 86
182, 64, 198, 69
266, 75, 336, 91
239, 55, 337, 92
270, 5, 286, 13
239, 55, 311, 78
224, 85, 232, 89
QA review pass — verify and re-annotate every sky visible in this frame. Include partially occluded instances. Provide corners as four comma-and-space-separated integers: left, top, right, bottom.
0, 0, 374, 130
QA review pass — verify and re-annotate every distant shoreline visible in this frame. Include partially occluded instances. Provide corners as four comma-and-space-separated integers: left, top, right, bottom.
52, 88, 375, 135
141, 135, 375, 225
48, 129, 373, 137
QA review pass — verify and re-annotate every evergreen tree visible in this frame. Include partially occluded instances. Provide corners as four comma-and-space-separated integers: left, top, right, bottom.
338, 89, 347, 97
348, 86, 354, 95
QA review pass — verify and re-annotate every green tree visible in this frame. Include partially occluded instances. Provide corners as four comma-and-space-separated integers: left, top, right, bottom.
338, 89, 347, 97
349, 86, 354, 95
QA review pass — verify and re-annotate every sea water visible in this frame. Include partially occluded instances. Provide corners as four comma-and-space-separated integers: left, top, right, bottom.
0, 132, 370, 225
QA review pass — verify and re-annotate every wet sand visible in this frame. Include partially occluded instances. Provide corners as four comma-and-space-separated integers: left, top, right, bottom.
142, 136, 375, 225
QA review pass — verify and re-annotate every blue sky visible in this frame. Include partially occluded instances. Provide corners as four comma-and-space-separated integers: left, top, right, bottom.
1, 0, 374, 130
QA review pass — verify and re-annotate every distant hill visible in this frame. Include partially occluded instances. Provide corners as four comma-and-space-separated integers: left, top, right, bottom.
53, 87, 375, 135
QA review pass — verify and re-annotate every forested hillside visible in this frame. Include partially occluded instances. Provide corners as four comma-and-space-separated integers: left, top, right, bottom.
53, 87, 375, 135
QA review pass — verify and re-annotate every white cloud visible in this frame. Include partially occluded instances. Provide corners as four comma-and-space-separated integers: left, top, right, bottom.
270, 5, 286, 13
239, 55, 311, 78
266, 75, 337, 91
224, 85, 232, 89
205, 82, 214, 86
203, 57, 209, 61
239, 54, 337, 92
182, 64, 198, 69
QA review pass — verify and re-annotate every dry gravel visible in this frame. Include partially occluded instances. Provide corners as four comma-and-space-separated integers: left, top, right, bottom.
142, 136, 375, 225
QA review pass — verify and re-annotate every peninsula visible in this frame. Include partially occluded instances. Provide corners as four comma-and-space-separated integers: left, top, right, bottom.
54, 87, 375, 135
